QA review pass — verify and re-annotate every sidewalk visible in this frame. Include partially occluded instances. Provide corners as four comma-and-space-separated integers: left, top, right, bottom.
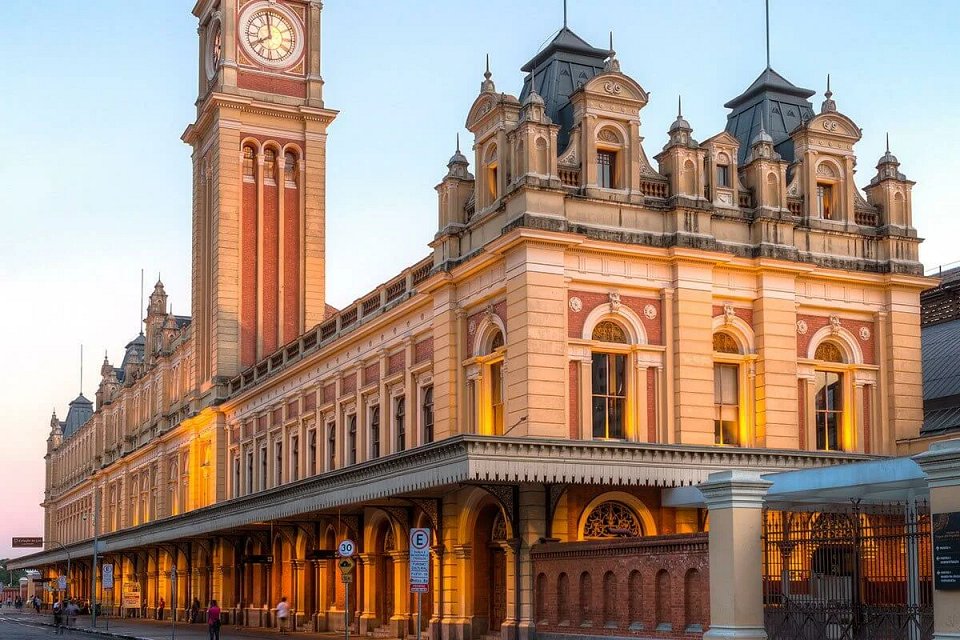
2, 610, 371, 640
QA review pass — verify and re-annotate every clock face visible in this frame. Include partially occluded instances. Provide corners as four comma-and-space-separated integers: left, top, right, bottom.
205, 23, 222, 80
245, 8, 297, 63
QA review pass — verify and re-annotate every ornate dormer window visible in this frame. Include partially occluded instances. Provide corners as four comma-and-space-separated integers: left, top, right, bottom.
596, 128, 622, 189
817, 183, 835, 219
484, 144, 499, 204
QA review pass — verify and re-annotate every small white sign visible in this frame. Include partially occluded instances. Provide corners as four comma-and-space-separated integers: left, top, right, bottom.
338, 539, 356, 557
409, 528, 430, 593
102, 564, 114, 589
57, 575, 66, 591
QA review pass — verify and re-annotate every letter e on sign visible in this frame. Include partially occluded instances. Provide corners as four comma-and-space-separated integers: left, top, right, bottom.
409, 527, 431, 593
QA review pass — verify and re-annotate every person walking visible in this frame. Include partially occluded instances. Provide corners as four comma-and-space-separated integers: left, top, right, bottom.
276, 596, 290, 634
190, 597, 201, 623
207, 599, 221, 640
157, 596, 165, 620
65, 599, 79, 628
52, 599, 63, 635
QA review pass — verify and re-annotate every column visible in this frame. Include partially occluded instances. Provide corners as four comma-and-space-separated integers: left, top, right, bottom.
390, 550, 411, 638
514, 485, 547, 640
753, 269, 799, 448
915, 439, 960, 640
292, 560, 305, 629
700, 470, 772, 640
672, 265, 714, 445
358, 552, 376, 634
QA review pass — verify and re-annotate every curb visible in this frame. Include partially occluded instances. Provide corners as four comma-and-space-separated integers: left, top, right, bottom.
33, 619, 150, 640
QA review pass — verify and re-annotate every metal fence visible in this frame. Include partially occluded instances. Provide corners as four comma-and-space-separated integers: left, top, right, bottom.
762, 500, 933, 640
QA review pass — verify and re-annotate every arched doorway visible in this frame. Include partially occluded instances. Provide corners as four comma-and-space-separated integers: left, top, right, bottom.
375, 524, 396, 629
473, 505, 508, 637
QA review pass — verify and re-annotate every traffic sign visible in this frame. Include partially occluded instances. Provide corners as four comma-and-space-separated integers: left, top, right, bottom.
337, 557, 355, 575
409, 528, 431, 593
57, 575, 66, 591
102, 563, 114, 589
338, 539, 356, 557
341, 573, 354, 584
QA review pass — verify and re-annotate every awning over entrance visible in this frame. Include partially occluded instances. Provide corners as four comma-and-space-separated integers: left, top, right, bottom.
663, 456, 928, 510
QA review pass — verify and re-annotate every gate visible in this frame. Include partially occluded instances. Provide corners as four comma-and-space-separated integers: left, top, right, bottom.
762, 501, 933, 640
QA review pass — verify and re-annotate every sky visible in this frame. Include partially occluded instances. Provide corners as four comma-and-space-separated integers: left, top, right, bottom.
1, 0, 958, 560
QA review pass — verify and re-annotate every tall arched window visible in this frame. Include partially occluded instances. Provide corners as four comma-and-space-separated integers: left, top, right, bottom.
596, 128, 622, 189
583, 501, 643, 539
242, 145, 256, 181
369, 406, 381, 459
395, 397, 406, 452
422, 386, 434, 444
327, 423, 336, 471
713, 331, 741, 446
348, 414, 357, 464
484, 144, 499, 204
263, 148, 277, 184
814, 341, 845, 451
283, 151, 297, 185
591, 321, 628, 439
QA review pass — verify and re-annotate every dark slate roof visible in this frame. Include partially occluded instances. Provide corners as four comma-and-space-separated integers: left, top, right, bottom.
921, 317, 960, 435
61, 394, 93, 439
519, 27, 610, 152
120, 334, 145, 370
174, 315, 191, 330
724, 67, 816, 165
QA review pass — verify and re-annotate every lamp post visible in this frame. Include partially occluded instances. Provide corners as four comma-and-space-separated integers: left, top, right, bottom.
81, 490, 100, 628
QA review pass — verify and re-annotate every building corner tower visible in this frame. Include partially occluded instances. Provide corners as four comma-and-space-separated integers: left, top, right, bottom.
184, 0, 336, 398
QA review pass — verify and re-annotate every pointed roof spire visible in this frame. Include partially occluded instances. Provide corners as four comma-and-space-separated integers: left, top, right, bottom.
820, 73, 837, 113
447, 132, 469, 174
678, 95, 683, 118
563, 0, 567, 28
765, 0, 771, 69
456, 132, 460, 154
877, 131, 900, 167
604, 30, 620, 72
886, 131, 890, 153
480, 53, 495, 93
669, 95, 691, 133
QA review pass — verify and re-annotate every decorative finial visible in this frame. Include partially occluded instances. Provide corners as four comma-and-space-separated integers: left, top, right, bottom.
886, 131, 890, 153
820, 73, 837, 113
480, 54, 495, 93
678, 95, 682, 118
603, 30, 620, 72
456, 132, 460, 154
563, 0, 568, 28
609, 31, 614, 54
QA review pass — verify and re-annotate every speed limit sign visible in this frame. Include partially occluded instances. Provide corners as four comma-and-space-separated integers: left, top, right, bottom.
338, 539, 356, 557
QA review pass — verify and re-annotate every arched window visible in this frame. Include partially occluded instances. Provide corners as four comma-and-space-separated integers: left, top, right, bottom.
347, 414, 357, 464
583, 501, 643, 539
480, 328, 506, 436
327, 423, 336, 471
814, 341, 845, 451
535, 137, 548, 175
684, 569, 704, 631
484, 145, 499, 203
602, 571, 617, 627
715, 152, 731, 188
394, 397, 406, 453
557, 573, 570, 626
369, 406, 381, 459
263, 149, 277, 183
628, 570, 643, 630
283, 151, 297, 185
422, 386, 434, 444
308, 429, 317, 476
242, 145, 256, 180
290, 434, 299, 482
579, 572, 593, 627
591, 321, 628, 439
596, 128, 622, 189
655, 570, 672, 630
713, 331, 741, 446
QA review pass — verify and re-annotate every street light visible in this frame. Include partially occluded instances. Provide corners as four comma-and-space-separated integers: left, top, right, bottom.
81, 492, 100, 629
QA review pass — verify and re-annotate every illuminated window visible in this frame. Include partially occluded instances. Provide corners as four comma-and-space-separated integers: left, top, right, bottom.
716, 164, 730, 188
370, 406, 381, 459
714, 363, 739, 445
348, 414, 357, 465
422, 387, 434, 444
583, 501, 643, 539
395, 397, 406, 452
815, 371, 843, 450
490, 361, 504, 435
597, 150, 616, 189
817, 183, 834, 219
592, 321, 627, 344
484, 144, 499, 203
592, 353, 626, 439
815, 342, 844, 363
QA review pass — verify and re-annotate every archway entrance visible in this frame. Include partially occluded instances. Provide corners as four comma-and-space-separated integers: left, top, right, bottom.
375, 525, 396, 629
473, 505, 508, 638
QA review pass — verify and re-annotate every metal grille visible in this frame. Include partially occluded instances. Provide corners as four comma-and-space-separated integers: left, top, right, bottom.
763, 501, 933, 640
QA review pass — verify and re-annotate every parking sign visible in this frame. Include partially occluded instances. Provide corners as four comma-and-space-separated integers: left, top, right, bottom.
102, 564, 114, 589
409, 528, 430, 593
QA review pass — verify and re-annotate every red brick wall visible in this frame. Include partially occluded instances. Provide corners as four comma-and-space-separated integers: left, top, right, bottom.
388, 352, 405, 376
796, 314, 876, 365
322, 384, 335, 405
237, 71, 306, 98
303, 391, 316, 413
363, 363, 380, 387
282, 178, 299, 342
342, 372, 357, 396
711, 305, 754, 328
532, 534, 709, 637
262, 178, 279, 355
568, 291, 662, 345
415, 337, 433, 364
241, 179, 257, 367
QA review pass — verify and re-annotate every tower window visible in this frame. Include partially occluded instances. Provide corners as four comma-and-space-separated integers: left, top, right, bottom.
815, 371, 843, 451
370, 406, 381, 459
597, 150, 616, 189
817, 183, 835, 219
716, 164, 730, 188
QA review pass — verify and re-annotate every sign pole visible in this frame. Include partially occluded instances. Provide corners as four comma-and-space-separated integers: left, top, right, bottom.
344, 582, 349, 640
417, 591, 422, 640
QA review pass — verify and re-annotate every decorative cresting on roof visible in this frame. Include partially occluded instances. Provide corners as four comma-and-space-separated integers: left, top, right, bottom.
519, 26, 610, 151
11, 436, 875, 568
724, 66, 816, 165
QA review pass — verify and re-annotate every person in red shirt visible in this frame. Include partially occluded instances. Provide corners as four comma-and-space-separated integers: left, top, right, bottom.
207, 599, 221, 640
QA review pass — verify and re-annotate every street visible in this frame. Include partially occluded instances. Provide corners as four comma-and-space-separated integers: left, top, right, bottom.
0, 610, 114, 638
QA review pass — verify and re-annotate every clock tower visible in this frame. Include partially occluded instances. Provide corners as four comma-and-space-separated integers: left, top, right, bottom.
184, 0, 336, 396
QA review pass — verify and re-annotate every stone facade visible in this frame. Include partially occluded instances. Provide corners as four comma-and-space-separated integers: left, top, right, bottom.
23, 3, 934, 640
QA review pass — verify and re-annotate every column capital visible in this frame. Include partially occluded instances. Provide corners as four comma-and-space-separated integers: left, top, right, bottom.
700, 470, 772, 510
914, 438, 960, 487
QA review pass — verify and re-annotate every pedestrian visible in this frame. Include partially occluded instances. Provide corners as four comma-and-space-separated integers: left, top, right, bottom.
157, 596, 165, 620
191, 597, 201, 623
33, 595, 40, 614
207, 599, 221, 640
276, 595, 290, 634
65, 599, 79, 628
53, 599, 64, 635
